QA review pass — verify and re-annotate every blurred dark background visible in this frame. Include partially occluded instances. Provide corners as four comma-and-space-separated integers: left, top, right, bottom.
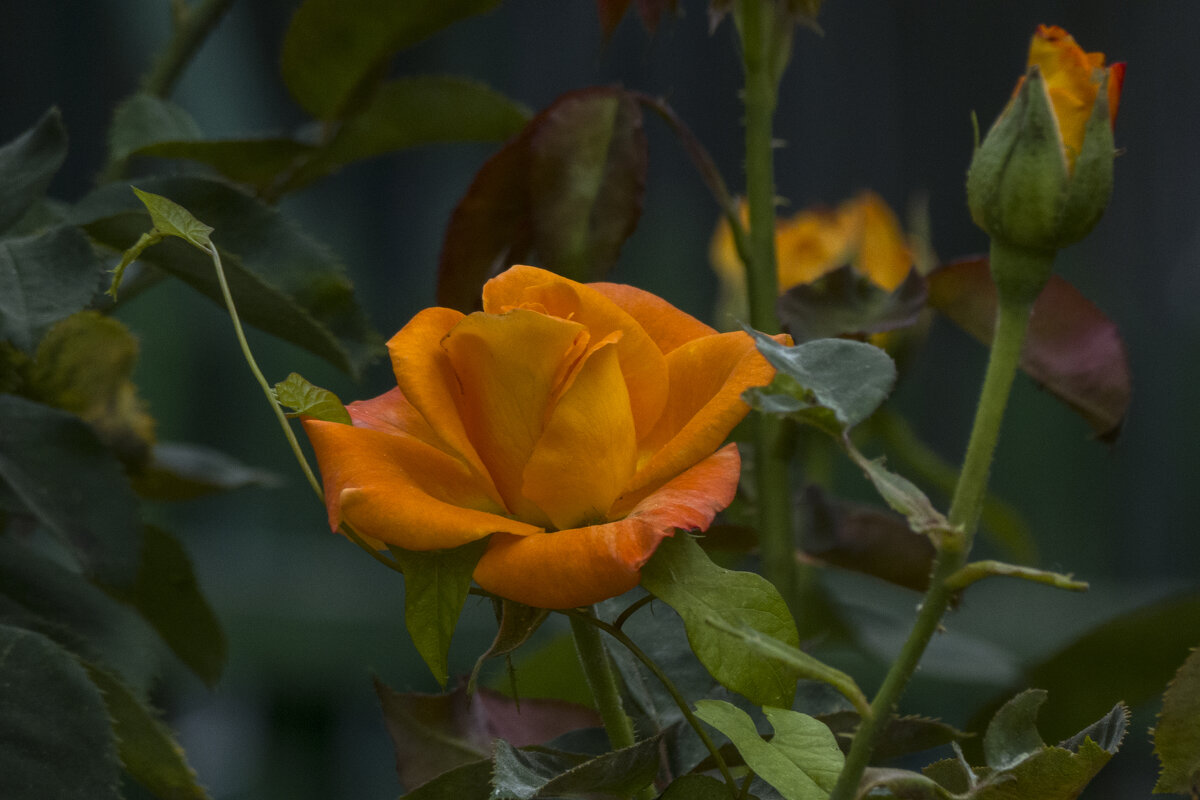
3, 1, 1196, 797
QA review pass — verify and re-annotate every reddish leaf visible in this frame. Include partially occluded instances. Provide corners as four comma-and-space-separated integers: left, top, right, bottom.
596, 0, 676, 36
437, 88, 646, 310
596, 0, 633, 37
801, 487, 935, 593
635, 0, 678, 32
374, 677, 600, 790
927, 258, 1130, 440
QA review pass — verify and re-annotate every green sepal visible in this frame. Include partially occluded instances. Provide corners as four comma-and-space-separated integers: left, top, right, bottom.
1057, 72, 1117, 246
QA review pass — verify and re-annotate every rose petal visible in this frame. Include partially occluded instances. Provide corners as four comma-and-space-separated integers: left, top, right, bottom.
442, 307, 588, 525
304, 419, 540, 550
617, 331, 773, 509
522, 341, 637, 530
483, 265, 670, 438
346, 387, 443, 448
474, 444, 740, 608
588, 281, 719, 354
387, 307, 505, 508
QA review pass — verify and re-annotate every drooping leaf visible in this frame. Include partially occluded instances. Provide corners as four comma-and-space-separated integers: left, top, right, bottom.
0, 624, 121, 800
742, 331, 896, 434
1152, 646, 1200, 794
273, 372, 351, 424
0, 107, 67, 232
106, 93, 203, 165
640, 534, 800, 708
29, 311, 155, 466
927, 258, 1130, 440
0, 225, 105, 352
490, 735, 662, 800
388, 539, 488, 687
527, 88, 646, 283
801, 486, 936, 592
130, 441, 279, 501
470, 599, 549, 691
74, 176, 383, 375
842, 440, 951, 538
281, 0, 502, 119
0, 395, 140, 586
437, 87, 646, 311
694, 700, 843, 800
973, 592, 1200, 744
373, 677, 600, 791
84, 663, 210, 799
99, 525, 226, 687
777, 266, 927, 344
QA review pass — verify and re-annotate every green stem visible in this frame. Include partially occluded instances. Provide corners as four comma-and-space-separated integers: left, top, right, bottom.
828, 249, 1045, 800
574, 611, 739, 796
568, 610, 654, 800
740, 0, 798, 611
142, 0, 237, 99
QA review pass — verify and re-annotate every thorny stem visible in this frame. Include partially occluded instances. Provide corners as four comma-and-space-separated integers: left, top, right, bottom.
828, 250, 1043, 800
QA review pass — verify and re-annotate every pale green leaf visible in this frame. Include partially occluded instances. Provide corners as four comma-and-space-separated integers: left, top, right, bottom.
1153, 646, 1200, 794
984, 689, 1047, 771
640, 534, 800, 708
131, 186, 213, 248
273, 372, 352, 424
694, 700, 843, 800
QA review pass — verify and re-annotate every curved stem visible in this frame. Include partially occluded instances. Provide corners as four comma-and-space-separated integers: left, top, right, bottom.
142, 0, 237, 99
828, 255, 1041, 800
572, 610, 739, 796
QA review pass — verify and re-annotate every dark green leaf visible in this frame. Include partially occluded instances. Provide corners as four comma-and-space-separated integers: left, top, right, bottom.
388, 539, 488, 686
137, 138, 316, 192
0, 108, 67, 232
0, 225, 104, 352
640, 534, 800, 708
100, 525, 226, 687
856, 768, 954, 800
107, 93, 203, 164
0, 624, 121, 800
742, 332, 895, 433
817, 711, 968, 762
1153, 646, 1200, 794
374, 678, 599, 790
973, 592, 1200, 744
84, 663, 210, 799
490, 735, 662, 799
527, 88, 646, 283
0, 395, 140, 586
399, 759, 492, 799
927, 259, 1129, 441
130, 441, 280, 501
659, 774, 738, 800
29, 311, 154, 466
694, 700, 843, 799
777, 265, 927, 344
75, 176, 383, 376
984, 689, 1047, 771
281, 0, 502, 119
802, 487, 936, 592
273, 372, 351, 424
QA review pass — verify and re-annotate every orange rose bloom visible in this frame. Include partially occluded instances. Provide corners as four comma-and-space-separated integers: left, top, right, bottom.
1022, 24, 1124, 169
303, 266, 777, 609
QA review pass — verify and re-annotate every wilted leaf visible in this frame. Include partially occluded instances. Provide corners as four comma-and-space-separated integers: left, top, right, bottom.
29, 311, 154, 466
388, 539, 488, 686
694, 700, 843, 800
802, 486, 936, 592
438, 87, 646, 311
777, 266, 927, 344
374, 678, 600, 790
0, 108, 67, 232
273, 372, 351, 424
1152, 646, 1200, 794
131, 441, 279, 501
640, 534, 800, 708
281, 0, 502, 119
927, 258, 1130, 440
742, 332, 896, 434
470, 599, 549, 691
75, 176, 383, 375
84, 663, 210, 799
0, 395, 140, 586
0, 225, 105, 352
490, 735, 662, 799
99, 525, 226, 687
0, 625, 121, 800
